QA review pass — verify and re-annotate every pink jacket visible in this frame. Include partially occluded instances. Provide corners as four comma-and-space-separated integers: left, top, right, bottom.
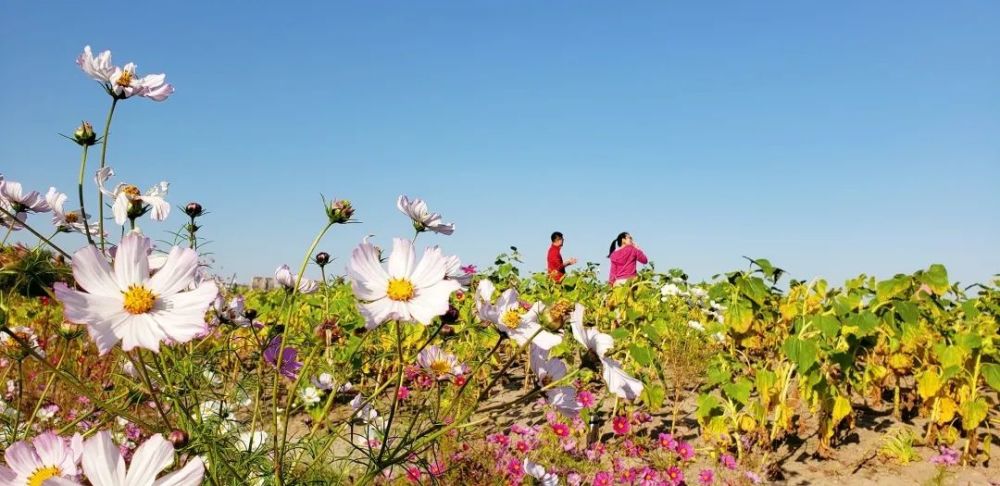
608, 246, 648, 284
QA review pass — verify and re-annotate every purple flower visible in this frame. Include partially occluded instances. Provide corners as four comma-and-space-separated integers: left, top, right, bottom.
675, 441, 695, 461
720, 454, 737, 470
929, 446, 960, 466
264, 336, 302, 379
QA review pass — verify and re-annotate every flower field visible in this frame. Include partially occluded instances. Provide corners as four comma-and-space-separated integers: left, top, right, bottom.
0, 46, 998, 486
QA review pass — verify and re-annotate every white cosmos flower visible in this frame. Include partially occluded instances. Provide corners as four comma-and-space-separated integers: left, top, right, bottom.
443, 255, 473, 288
689, 287, 708, 300
687, 320, 705, 332
311, 373, 335, 391
76, 46, 174, 101
523, 458, 559, 486
396, 195, 455, 235
570, 304, 644, 401
299, 387, 322, 407
350, 395, 378, 424
95, 167, 170, 226
416, 345, 463, 379
53, 233, 218, 354
80, 431, 203, 486
660, 283, 682, 298
0, 431, 83, 486
236, 431, 269, 454
274, 265, 319, 294
475, 280, 562, 350
45, 187, 101, 237
347, 237, 460, 329
0, 178, 48, 231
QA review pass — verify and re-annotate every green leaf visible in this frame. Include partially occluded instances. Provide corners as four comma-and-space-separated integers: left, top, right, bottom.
695, 393, 722, 421
726, 302, 753, 334
917, 369, 942, 400
894, 301, 920, 325
833, 293, 862, 316
981, 363, 1000, 393
935, 345, 967, 370
920, 264, 949, 295
955, 333, 982, 350
812, 315, 840, 339
723, 379, 753, 406
610, 328, 630, 341
628, 344, 653, 367
641, 383, 666, 409
959, 397, 989, 431
784, 336, 819, 374
739, 278, 769, 306
876, 277, 909, 302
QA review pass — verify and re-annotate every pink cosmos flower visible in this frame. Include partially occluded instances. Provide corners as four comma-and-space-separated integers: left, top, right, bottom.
699, 469, 715, 485
397, 386, 411, 401
577, 389, 596, 408
551, 422, 570, 438
593, 471, 613, 486
612, 415, 631, 435
658, 432, 678, 451
676, 441, 695, 461
720, 454, 737, 470
0, 431, 83, 485
405, 466, 421, 483
929, 446, 961, 466
666, 466, 684, 485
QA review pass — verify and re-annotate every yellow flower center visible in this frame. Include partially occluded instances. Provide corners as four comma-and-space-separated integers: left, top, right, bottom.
122, 284, 156, 314
501, 309, 523, 329
430, 359, 452, 375
386, 278, 415, 302
122, 185, 142, 199
28, 466, 62, 486
116, 68, 134, 87
64, 212, 80, 223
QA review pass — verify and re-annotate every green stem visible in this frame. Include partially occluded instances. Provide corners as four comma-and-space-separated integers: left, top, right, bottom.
130, 351, 172, 430
22, 340, 71, 438
97, 97, 119, 252
78, 144, 95, 245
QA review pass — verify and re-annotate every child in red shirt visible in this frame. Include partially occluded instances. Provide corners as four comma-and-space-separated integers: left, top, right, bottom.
547, 231, 578, 282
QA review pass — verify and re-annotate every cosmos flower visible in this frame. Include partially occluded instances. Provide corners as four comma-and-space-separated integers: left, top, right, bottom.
76, 46, 174, 101
397, 195, 454, 235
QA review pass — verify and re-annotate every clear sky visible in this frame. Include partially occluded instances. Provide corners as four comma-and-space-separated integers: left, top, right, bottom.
2, 1, 998, 287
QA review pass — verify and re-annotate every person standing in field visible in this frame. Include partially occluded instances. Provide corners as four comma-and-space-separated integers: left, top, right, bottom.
608, 232, 648, 285
547, 231, 578, 283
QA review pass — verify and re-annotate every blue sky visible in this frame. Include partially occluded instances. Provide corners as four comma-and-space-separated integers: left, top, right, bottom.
2, 1, 998, 286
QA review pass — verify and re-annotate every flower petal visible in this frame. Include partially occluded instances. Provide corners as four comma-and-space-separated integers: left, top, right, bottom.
124, 434, 172, 485
82, 432, 126, 486
113, 233, 150, 288
3, 441, 41, 477
70, 245, 121, 296
387, 238, 415, 279
148, 246, 198, 296
153, 457, 203, 486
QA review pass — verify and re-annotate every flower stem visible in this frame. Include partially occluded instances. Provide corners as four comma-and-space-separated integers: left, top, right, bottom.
21, 340, 71, 439
78, 144, 95, 245
97, 97, 119, 252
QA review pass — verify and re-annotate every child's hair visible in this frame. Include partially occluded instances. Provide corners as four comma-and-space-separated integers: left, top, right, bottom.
551, 231, 564, 243
608, 232, 630, 257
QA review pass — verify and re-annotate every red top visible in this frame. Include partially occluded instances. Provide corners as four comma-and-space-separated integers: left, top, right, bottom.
547, 244, 567, 282
608, 246, 648, 284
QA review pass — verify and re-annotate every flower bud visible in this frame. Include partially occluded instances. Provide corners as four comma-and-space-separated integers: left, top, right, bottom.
184, 202, 204, 218
244, 309, 258, 321
168, 429, 189, 448
440, 305, 459, 325
315, 252, 331, 267
73, 121, 97, 146
439, 324, 456, 337
326, 199, 355, 224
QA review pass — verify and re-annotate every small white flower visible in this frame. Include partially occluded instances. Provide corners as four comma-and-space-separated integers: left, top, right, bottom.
203, 370, 223, 387
236, 431, 269, 454
274, 264, 319, 294
417, 345, 463, 379
45, 187, 101, 237
347, 237, 460, 329
570, 304, 644, 401
311, 373, 335, 391
523, 458, 559, 486
299, 387, 322, 407
687, 320, 705, 332
95, 167, 170, 226
350, 395, 378, 424
77, 45, 174, 101
397, 195, 455, 235
689, 287, 708, 300
475, 280, 562, 350
660, 283, 682, 297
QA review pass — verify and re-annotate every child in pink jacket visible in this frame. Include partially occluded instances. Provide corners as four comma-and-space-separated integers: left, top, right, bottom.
608, 232, 648, 284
